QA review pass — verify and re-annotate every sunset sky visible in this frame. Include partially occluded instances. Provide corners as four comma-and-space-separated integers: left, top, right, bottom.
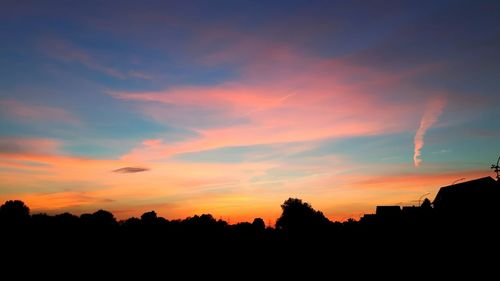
1, 0, 499, 223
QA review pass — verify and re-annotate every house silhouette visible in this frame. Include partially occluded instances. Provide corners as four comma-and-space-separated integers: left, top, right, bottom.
433, 176, 500, 221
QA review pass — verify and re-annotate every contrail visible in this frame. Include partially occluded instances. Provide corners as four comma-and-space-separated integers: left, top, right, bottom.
414, 97, 446, 167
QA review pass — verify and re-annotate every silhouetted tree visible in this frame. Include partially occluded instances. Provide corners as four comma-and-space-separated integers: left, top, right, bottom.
276, 198, 331, 233
419, 197, 434, 225
0, 200, 30, 224
54, 212, 80, 229
122, 217, 141, 228
252, 218, 265, 231
81, 210, 117, 228
421, 198, 432, 210
141, 211, 157, 223
31, 213, 52, 226
234, 222, 253, 232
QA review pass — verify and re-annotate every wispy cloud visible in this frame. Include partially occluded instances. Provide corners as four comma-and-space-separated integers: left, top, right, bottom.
127, 71, 153, 80
413, 97, 446, 167
112, 54, 431, 162
112, 166, 150, 173
39, 36, 150, 80
0, 99, 79, 124
16, 191, 114, 212
0, 137, 60, 155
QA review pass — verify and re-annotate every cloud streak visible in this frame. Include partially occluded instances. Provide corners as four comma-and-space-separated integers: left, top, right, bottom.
0, 137, 60, 155
0, 99, 79, 124
39, 36, 150, 80
112, 50, 434, 162
112, 166, 150, 173
413, 97, 446, 167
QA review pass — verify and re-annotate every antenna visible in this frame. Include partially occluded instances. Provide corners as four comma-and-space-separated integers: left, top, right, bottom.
452, 178, 465, 185
491, 155, 500, 180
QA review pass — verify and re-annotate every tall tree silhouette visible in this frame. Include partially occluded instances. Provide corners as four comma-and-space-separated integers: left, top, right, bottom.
276, 198, 330, 232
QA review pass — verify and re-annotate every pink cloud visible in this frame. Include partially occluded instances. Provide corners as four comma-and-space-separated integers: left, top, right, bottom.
110, 83, 293, 112
142, 139, 163, 147
413, 96, 446, 167
0, 99, 80, 124
112, 53, 432, 162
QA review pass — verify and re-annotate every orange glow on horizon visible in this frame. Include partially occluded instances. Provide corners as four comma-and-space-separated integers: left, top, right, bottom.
1, 145, 493, 223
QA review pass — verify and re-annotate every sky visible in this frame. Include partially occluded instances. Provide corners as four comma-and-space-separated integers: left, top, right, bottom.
1, 0, 499, 223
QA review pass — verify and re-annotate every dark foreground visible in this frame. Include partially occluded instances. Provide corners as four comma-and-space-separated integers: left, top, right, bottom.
1, 195, 499, 277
